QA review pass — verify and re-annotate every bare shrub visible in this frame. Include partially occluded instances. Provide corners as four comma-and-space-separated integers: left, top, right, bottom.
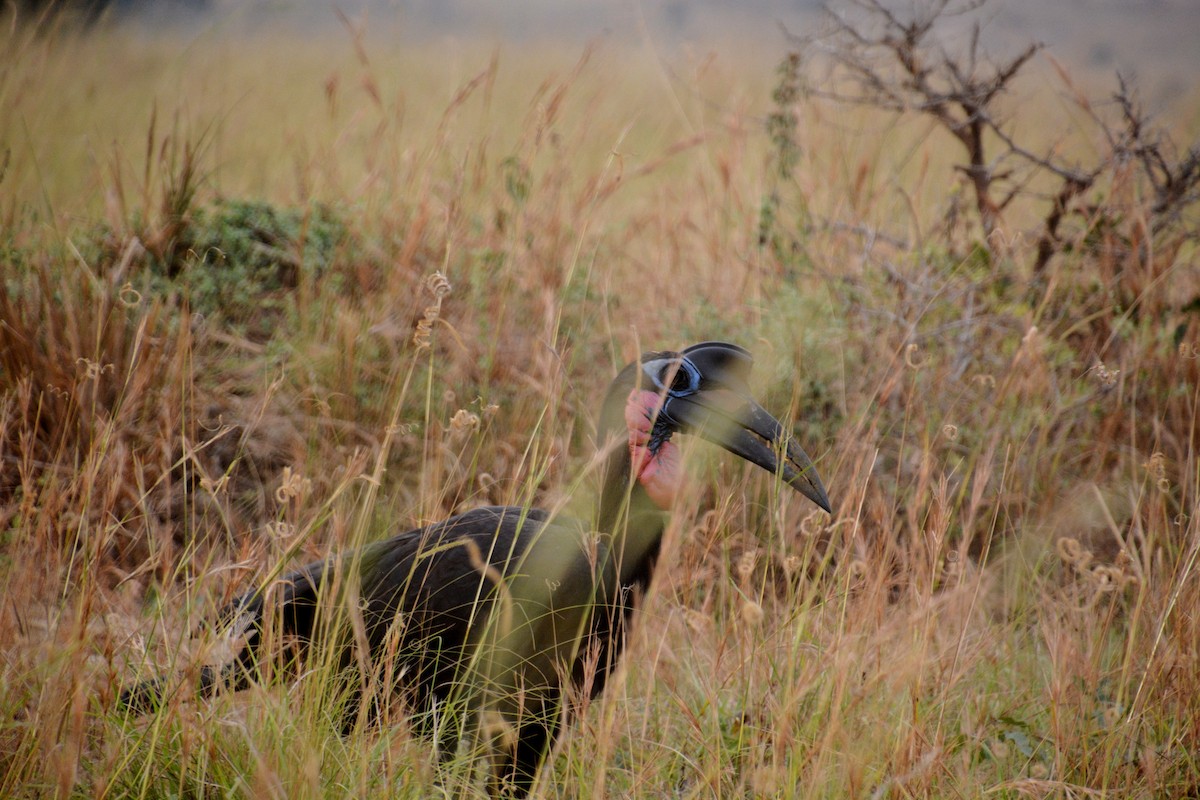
787, 0, 1200, 292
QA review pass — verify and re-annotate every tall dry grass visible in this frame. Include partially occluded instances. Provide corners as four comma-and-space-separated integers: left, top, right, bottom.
1, 11, 1198, 799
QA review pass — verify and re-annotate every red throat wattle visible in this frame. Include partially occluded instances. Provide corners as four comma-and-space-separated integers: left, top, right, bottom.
625, 389, 682, 509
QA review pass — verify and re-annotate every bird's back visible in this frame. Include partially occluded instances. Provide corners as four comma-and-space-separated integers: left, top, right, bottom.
217, 505, 614, 713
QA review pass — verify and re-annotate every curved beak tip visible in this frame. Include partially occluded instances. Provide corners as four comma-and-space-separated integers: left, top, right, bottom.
790, 464, 831, 514
811, 485, 832, 515
667, 391, 831, 513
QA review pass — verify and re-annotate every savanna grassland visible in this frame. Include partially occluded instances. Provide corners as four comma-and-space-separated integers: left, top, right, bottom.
2, 4, 1199, 798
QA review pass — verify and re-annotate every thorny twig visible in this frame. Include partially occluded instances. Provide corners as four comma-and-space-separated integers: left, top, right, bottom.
784, 0, 1200, 274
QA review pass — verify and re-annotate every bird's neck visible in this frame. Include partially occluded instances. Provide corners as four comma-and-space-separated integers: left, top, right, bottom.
596, 435, 668, 587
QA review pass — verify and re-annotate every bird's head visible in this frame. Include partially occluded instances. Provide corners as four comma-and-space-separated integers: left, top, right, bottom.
600, 341, 831, 513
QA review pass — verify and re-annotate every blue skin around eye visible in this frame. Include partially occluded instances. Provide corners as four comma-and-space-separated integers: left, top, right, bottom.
667, 359, 701, 398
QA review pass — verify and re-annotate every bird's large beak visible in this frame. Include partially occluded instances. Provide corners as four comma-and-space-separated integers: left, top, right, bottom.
663, 390, 832, 513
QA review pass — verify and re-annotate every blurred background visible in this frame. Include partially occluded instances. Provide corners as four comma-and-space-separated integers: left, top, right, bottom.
11, 0, 1200, 86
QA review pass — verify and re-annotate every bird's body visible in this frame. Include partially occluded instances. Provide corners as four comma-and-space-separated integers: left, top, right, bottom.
121, 342, 830, 797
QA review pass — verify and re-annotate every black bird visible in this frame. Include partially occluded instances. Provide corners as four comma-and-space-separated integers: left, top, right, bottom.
121, 341, 830, 796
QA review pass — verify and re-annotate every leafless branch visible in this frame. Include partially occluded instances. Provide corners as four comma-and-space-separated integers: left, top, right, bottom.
781, 0, 1200, 277
789, 0, 1044, 241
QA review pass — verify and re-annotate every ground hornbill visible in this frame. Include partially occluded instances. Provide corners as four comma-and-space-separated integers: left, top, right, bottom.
121, 341, 831, 796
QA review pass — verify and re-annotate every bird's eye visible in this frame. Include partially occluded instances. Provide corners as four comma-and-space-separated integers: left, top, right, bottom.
642, 357, 700, 396
661, 364, 690, 393
656, 358, 700, 397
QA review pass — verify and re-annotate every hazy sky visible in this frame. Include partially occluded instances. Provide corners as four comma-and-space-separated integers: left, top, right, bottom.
137, 0, 1199, 97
